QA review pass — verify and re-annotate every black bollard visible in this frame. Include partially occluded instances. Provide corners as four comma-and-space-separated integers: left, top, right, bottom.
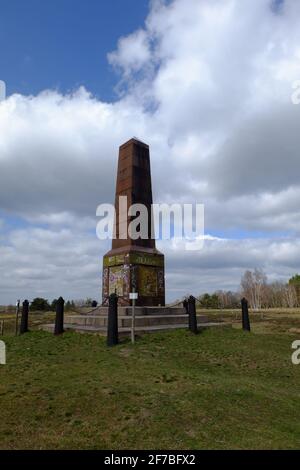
241, 297, 251, 332
54, 297, 65, 335
188, 295, 198, 334
20, 300, 29, 334
107, 293, 118, 347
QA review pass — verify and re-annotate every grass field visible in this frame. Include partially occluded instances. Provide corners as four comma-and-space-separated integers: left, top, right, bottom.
0, 309, 299, 449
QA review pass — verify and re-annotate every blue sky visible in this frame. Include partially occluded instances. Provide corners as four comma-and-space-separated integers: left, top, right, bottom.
0, 0, 149, 101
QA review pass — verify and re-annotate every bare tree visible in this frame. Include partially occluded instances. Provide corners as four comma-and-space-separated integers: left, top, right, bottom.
241, 270, 254, 306
284, 284, 297, 308
241, 269, 267, 310
215, 290, 240, 309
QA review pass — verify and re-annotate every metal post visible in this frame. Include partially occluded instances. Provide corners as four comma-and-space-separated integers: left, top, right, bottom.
15, 299, 20, 336
20, 300, 29, 334
188, 295, 198, 334
54, 297, 65, 335
131, 287, 136, 344
0, 320, 4, 336
107, 293, 118, 347
241, 297, 251, 332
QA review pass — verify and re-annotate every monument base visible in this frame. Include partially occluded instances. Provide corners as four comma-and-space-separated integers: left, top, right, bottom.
102, 246, 165, 307
41, 306, 231, 336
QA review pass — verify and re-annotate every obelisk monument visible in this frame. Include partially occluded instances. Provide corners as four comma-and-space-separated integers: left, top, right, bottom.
102, 138, 165, 306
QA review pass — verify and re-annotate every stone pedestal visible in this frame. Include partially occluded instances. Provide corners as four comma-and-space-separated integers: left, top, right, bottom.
102, 247, 165, 306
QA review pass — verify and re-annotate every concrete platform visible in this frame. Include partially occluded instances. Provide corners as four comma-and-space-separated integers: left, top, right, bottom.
40, 305, 231, 337
63, 313, 209, 328
85, 306, 188, 316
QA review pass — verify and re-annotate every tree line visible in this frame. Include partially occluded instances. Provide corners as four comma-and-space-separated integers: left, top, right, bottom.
240, 270, 300, 310
197, 270, 300, 310
28, 297, 98, 312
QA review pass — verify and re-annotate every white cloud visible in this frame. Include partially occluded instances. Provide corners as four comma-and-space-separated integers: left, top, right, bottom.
108, 29, 151, 76
1, 225, 299, 304
0, 226, 108, 303
1, 0, 300, 302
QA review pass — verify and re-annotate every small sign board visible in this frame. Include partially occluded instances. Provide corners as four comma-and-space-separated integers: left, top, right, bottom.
129, 292, 138, 300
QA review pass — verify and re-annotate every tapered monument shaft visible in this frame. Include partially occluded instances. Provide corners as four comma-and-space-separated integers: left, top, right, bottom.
102, 138, 165, 307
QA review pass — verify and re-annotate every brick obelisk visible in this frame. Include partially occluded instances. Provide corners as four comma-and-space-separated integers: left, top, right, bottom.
102, 138, 165, 306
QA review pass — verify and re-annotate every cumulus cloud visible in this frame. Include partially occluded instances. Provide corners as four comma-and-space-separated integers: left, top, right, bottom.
1, 0, 300, 302
0, 225, 109, 302
108, 29, 151, 76
162, 236, 300, 297
1, 229, 298, 304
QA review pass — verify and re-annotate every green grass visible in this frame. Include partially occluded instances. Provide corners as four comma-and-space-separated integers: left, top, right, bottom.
0, 310, 300, 450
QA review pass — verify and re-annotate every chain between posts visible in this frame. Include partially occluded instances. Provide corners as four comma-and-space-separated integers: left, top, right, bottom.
67, 306, 100, 315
